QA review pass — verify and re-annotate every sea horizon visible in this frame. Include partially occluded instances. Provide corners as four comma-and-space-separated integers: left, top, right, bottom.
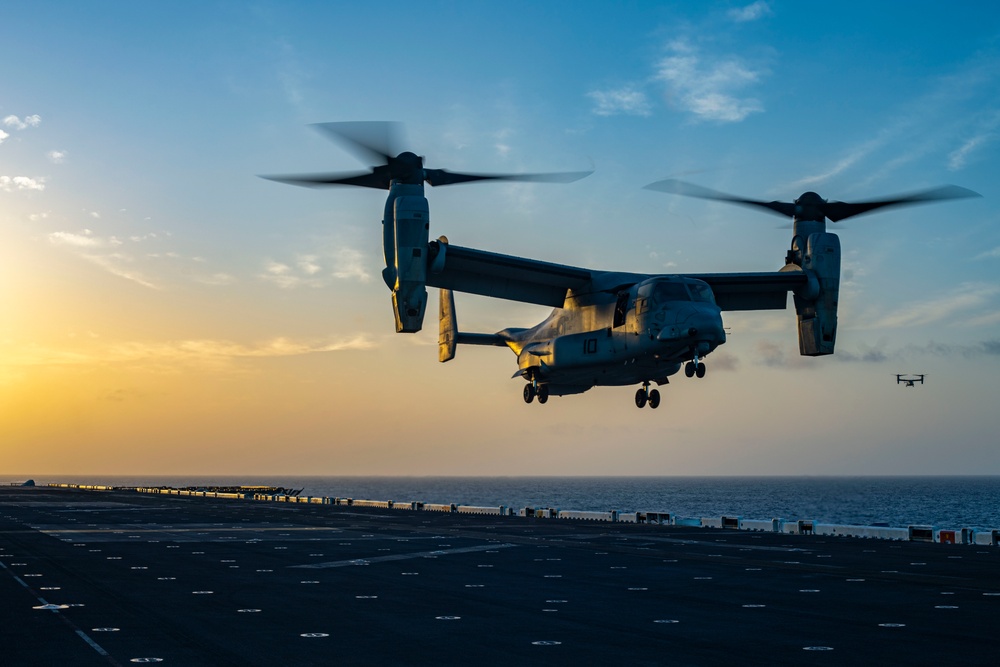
7, 474, 1000, 531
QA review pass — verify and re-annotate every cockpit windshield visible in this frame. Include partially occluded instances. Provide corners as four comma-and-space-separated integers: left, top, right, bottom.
649, 281, 689, 304
639, 279, 716, 306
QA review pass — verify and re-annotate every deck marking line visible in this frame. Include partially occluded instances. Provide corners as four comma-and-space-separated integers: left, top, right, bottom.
294, 543, 517, 569
76, 629, 111, 656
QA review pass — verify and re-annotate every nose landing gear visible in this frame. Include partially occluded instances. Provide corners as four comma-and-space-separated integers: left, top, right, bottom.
684, 353, 707, 379
635, 382, 661, 409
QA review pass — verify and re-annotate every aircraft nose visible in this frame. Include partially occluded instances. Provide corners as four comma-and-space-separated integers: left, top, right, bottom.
657, 308, 726, 344
686, 310, 726, 344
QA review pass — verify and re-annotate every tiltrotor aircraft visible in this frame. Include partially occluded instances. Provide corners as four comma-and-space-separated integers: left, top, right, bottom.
264, 122, 978, 409
896, 374, 926, 387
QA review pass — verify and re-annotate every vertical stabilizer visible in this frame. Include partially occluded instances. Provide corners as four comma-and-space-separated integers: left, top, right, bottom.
439, 288, 457, 362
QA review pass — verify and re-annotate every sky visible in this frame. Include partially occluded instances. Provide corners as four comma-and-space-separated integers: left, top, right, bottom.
2, 1, 999, 477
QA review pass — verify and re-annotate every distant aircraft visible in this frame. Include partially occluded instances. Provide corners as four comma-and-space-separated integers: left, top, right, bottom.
896, 374, 925, 387
264, 122, 978, 408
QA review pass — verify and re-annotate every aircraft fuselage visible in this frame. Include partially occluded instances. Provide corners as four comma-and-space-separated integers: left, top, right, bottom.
501, 276, 725, 396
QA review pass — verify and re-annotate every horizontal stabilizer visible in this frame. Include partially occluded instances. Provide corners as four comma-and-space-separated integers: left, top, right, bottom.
457, 332, 507, 346
439, 289, 508, 363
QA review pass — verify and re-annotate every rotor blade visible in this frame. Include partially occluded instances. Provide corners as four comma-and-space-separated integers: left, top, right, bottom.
425, 168, 593, 187
259, 166, 391, 190
310, 122, 403, 165
644, 179, 796, 218
823, 185, 981, 222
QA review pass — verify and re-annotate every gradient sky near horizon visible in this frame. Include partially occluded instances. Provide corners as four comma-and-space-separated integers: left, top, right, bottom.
2, 1, 999, 477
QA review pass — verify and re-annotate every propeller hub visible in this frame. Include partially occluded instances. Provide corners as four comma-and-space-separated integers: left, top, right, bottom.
794, 191, 828, 222
388, 151, 424, 184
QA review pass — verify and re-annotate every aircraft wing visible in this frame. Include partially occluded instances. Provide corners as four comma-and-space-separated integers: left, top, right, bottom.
426, 241, 593, 307
685, 271, 809, 311
427, 240, 809, 311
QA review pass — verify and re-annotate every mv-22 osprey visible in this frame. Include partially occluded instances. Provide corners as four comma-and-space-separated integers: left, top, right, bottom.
264, 122, 978, 409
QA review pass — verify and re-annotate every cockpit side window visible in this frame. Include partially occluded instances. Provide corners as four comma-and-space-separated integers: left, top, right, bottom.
613, 292, 629, 328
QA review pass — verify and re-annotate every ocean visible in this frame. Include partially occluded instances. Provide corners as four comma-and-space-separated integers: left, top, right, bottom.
4, 475, 1000, 530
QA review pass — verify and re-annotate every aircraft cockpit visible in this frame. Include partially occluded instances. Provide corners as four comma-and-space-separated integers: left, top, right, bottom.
636, 278, 717, 311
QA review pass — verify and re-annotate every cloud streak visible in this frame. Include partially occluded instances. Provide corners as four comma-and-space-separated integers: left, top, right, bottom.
948, 110, 1000, 171
794, 54, 1000, 188
46, 225, 231, 290
586, 87, 652, 117
865, 283, 1000, 329
728, 1, 772, 23
260, 245, 372, 289
974, 246, 1000, 261
3, 335, 378, 371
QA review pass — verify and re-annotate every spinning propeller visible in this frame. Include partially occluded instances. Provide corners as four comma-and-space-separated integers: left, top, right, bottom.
262, 121, 592, 190
644, 179, 980, 222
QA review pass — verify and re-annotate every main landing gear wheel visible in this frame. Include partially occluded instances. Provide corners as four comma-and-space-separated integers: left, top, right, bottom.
635, 388, 647, 408
635, 384, 661, 409
685, 361, 707, 378
648, 389, 661, 409
524, 383, 549, 404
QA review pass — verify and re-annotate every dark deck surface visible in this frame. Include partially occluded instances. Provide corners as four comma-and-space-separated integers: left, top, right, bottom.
2, 486, 999, 666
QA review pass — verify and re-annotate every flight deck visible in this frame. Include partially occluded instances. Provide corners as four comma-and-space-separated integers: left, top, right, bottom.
2, 485, 998, 666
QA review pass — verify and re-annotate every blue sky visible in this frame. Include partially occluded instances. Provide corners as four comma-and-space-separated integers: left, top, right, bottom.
2, 1, 999, 476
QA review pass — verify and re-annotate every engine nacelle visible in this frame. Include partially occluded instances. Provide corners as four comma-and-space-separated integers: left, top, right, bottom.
794, 231, 840, 356
391, 195, 429, 333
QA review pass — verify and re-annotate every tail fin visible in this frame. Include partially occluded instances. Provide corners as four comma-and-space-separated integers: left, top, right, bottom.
439, 288, 458, 362
438, 289, 509, 362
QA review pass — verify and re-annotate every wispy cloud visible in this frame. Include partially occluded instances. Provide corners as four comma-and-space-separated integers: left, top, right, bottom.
753, 339, 810, 368
586, 87, 652, 117
727, 1, 772, 23
260, 245, 371, 289
654, 40, 766, 123
261, 260, 302, 289
3, 114, 41, 130
785, 139, 882, 189
50, 230, 159, 289
866, 283, 1000, 329
331, 247, 371, 282
193, 272, 238, 286
0, 114, 42, 151
48, 150, 67, 164
47, 229, 117, 248
947, 110, 1000, 170
974, 246, 1000, 261
271, 37, 309, 109
46, 226, 215, 290
897, 339, 1000, 359
3, 335, 377, 372
831, 337, 1000, 363
0, 175, 46, 191
797, 55, 1000, 188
